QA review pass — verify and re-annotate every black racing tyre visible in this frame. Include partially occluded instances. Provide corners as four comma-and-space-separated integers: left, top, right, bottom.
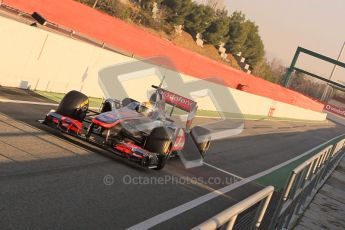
145, 127, 173, 170
191, 126, 211, 157
56, 90, 89, 121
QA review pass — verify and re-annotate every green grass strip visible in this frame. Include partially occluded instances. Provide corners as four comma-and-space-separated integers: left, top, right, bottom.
35, 90, 103, 108
255, 135, 344, 189
34, 90, 327, 123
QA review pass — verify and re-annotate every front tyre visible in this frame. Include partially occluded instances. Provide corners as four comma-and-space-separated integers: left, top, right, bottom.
56, 90, 89, 121
145, 127, 173, 170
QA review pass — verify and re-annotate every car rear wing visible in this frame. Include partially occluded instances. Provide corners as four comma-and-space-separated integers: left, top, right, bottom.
152, 85, 197, 112
152, 85, 197, 131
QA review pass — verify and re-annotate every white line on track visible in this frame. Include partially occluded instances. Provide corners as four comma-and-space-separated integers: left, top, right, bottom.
127, 133, 344, 230
0, 98, 58, 106
1, 98, 340, 227
203, 162, 244, 179
0, 98, 101, 109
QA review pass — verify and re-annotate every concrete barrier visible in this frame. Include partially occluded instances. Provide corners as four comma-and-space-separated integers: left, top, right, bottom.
0, 15, 327, 121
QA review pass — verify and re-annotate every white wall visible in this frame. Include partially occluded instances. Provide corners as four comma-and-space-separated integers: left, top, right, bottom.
324, 111, 345, 126
0, 16, 327, 121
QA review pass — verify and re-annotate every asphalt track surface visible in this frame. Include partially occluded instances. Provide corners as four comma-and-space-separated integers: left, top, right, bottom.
1, 87, 344, 230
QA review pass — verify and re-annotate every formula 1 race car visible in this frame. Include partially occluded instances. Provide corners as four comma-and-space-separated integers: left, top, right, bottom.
42, 85, 211, 170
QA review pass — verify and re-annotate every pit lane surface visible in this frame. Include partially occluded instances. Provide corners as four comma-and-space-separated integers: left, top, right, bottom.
1, 87, 344, 230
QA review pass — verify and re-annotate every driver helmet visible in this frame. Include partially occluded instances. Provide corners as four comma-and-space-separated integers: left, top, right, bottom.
138, 101, 155, 116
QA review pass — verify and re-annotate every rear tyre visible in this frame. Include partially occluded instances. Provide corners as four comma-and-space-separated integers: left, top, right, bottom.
145, 127, 173, 170
191, 126, 211, 157
56, 90, 89, 121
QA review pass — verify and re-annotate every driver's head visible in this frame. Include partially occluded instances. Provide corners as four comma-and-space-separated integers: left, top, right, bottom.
138, 101, 155, 116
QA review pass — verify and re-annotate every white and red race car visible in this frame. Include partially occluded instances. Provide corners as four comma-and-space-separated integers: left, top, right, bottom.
42, 85, 211, 170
